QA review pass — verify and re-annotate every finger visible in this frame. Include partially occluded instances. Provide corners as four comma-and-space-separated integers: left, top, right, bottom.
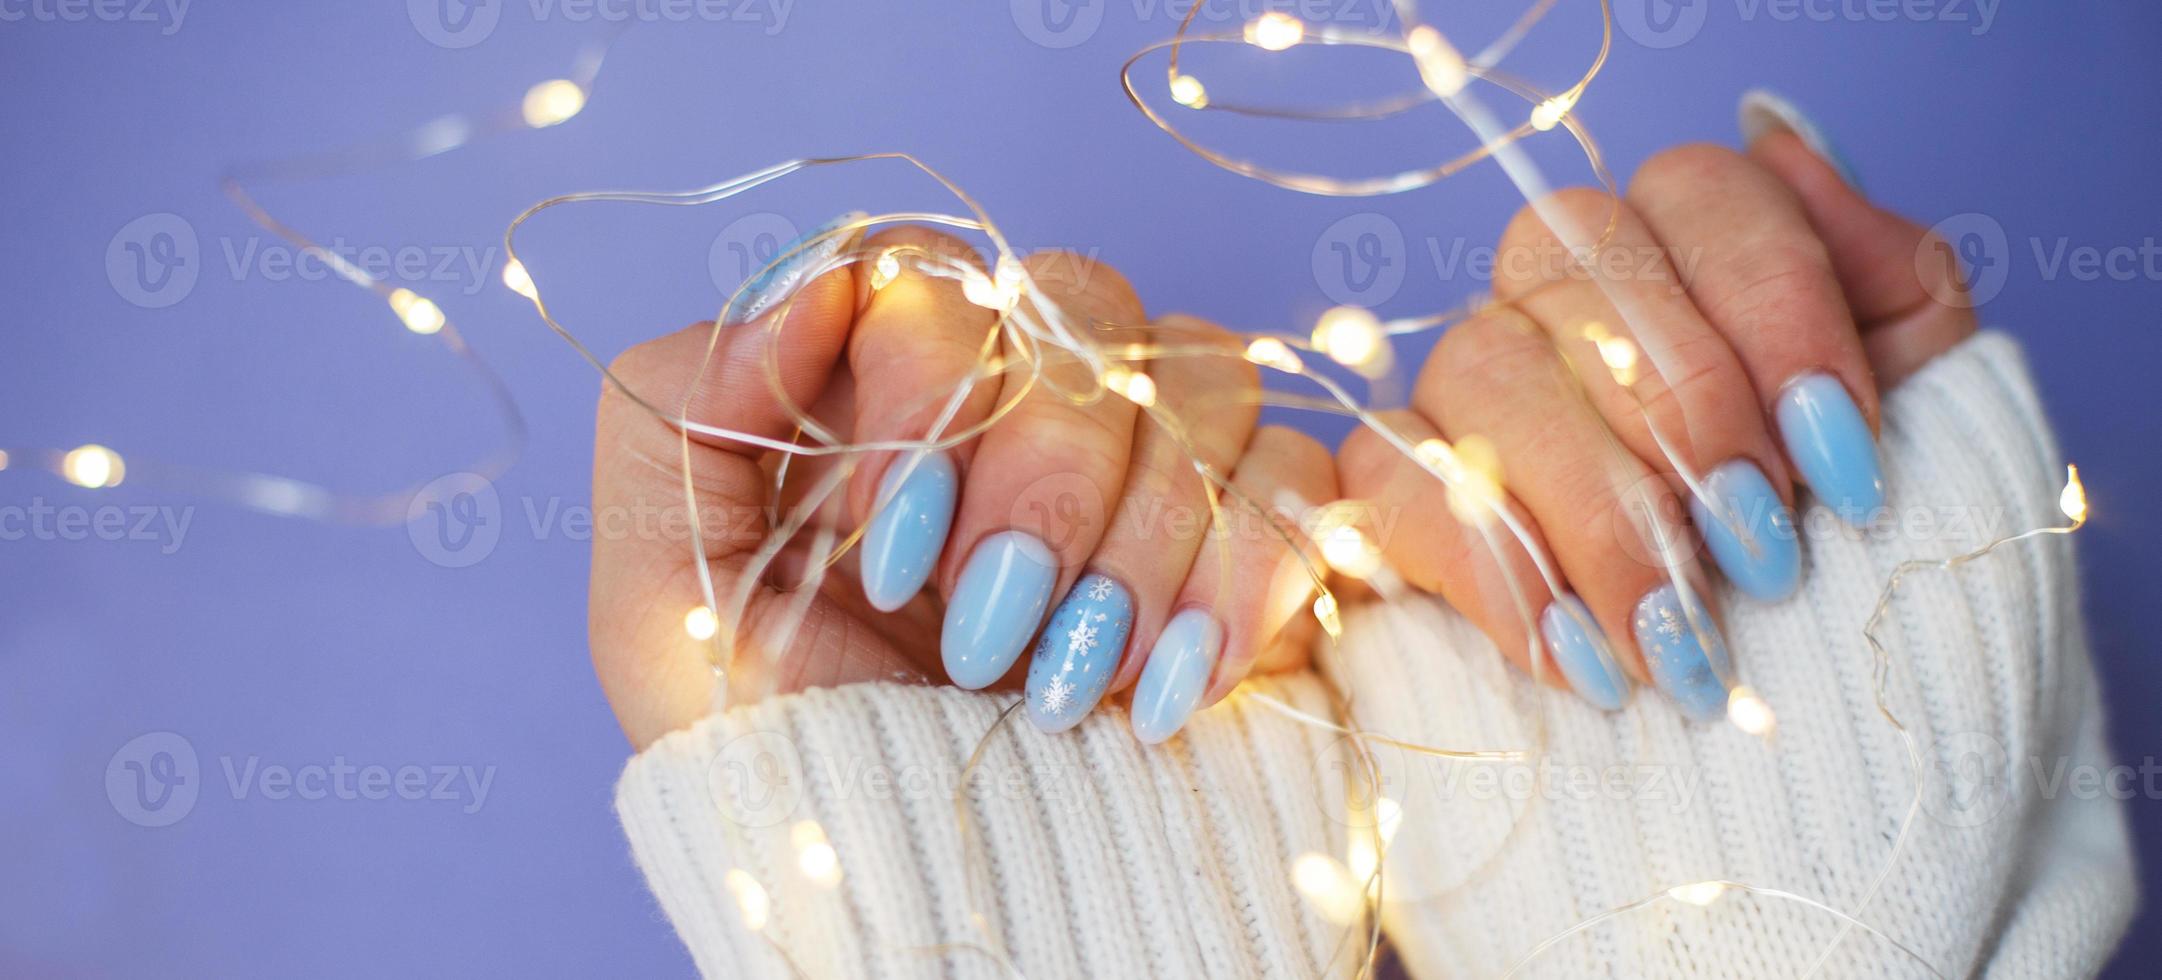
1744, 109, 1978, 385
1085, 316, 1260, 709
590, 241, 862, 747
1130, 425, 1339, 742
1625, 143, 1863, 575
848, 227, 1004, 613
1336, 409, 1630, 711
1415, 312, 1734, 722
937, 251, 1146, 691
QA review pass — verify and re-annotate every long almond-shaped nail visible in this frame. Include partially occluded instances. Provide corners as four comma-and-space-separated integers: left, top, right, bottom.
1539, 595, 1630, 711
860, 452, 958, 612
1025, 573, 1133, 733
941, 531, 1057, 690
1689, 459, 1802, 601
1775, 373, 1886, 528
1739, 88, 1860, 188
1632, 583, 1734, 722
1129, 608, 1224, 744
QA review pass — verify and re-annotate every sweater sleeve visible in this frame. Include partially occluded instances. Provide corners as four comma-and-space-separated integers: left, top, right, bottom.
615, 332, 2135, 979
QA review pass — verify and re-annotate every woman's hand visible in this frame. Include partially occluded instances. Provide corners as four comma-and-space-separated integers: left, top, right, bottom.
1339, 98, 1978, 720
590, 226, 1335, 749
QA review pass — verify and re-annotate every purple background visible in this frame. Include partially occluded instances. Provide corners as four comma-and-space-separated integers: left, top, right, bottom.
4, 2, 2157, 976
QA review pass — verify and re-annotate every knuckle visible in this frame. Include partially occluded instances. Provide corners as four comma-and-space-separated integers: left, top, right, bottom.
1634, 142, 1748, 192
1419, 315, 1555, 422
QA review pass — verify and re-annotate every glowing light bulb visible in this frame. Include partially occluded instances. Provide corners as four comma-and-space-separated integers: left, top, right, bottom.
684, 605, 719, 641
1311, 306, 1388, 372
1105, 367, 1158, 407
869, 247, 903, 290
1291, 852, 1363, 925
792, 821, 842, 887
1669, 881, 1728, 907
1245, 12, 1304, 51
1312, 591, 1342, 639
963, 256, 1026, 309
2059, 464, 2087, 523
1320, 521, 1381, 580
62, 444, 124, 489
1726, 685, 1777, 737
1406, 26, 1468, 98
521, 79, 587, 128
1416, 437, 1502, 526
388, 288, 446, 335
1244, 336, 1305, 374
1595, 332, 1640, 385
1530, 93, 1578, 132
724, 869, 771, 931
501, 259, 537, 300
1170, 73, 1209, 109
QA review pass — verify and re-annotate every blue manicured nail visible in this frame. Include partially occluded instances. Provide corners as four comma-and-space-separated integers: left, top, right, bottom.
1130, 608, 1224, 744
941, 531, 1058, 690
1739, 89, 1861, 189
1025, 573, 1134, 733
1632, 583, 1734, 723
1539, 595, 1629, 711
729, 211, 867, 325
860, 452, 958, 613
1776, 373, 1885, 528
1689, 459, 1802, 602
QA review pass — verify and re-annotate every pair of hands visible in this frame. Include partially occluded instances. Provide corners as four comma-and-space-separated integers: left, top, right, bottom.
590, 119, 1975, 750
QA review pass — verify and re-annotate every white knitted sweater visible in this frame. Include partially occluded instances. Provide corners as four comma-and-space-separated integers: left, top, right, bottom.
615, 333, 2136, 978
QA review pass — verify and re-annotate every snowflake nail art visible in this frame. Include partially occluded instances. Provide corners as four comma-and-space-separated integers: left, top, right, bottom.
1024, 573, 1133, 733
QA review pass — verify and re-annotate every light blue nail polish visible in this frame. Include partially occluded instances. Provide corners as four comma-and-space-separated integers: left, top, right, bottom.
1739, 89, 1861, 189
1632, 584, 1734, 723
1025, 573, 1134, 733
861, 452, 958, 613
1689, 459, 1802, 602
1130, 608, 1224, 744
941, 532, 1058, 690
1776, 373, 1886, 528
728, 210, 867, 325
1539, 596, 1629, 711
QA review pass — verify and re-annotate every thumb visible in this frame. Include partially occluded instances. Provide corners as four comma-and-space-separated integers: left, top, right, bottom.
589, 225, 861, 747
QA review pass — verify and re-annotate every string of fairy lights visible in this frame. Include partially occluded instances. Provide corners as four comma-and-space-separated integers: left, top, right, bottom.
8, 6, 2091, 978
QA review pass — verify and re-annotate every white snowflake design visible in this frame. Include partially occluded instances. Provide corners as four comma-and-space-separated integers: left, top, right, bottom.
1086, 577, 1115, 601
1654, 607, 1687, 642
1040, 677, 1076, 715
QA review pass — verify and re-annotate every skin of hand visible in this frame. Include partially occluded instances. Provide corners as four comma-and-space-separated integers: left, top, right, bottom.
590, 228, 1335, 750
1337, 129, 1979, 720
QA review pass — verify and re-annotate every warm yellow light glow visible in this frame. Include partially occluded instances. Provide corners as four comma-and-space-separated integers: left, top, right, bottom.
1244, 336, 1305, 374
1245, 12, 1305, 51
869, 248, 903, 290
0, 449, 10, 471
521, 79, 587, 128
2060, 464, 2087, 523
1345, 796, 1401, 885
62, 444, 124, 489
388, 288, 446, 335
1406, 26, 1468, 98
724, 869, 771, 931
1530, 93, 1578, 132
792, 821, 842, 887
963, 256, 1027, 309
684, 605, 720, 641
1105, 367, 1158, 407
1170, 73, 1209, 108
1669, 881, 1728, 907
1292, 852, 1364, 925
501, 259, 537, 300
1595, 332, 1640, 386
1416, 436, 1503, 526
1320, 521, 1381, 580
1312, 591, 1342, 639
1311, 305, 1386, 370
1727, 685, 1777, 737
